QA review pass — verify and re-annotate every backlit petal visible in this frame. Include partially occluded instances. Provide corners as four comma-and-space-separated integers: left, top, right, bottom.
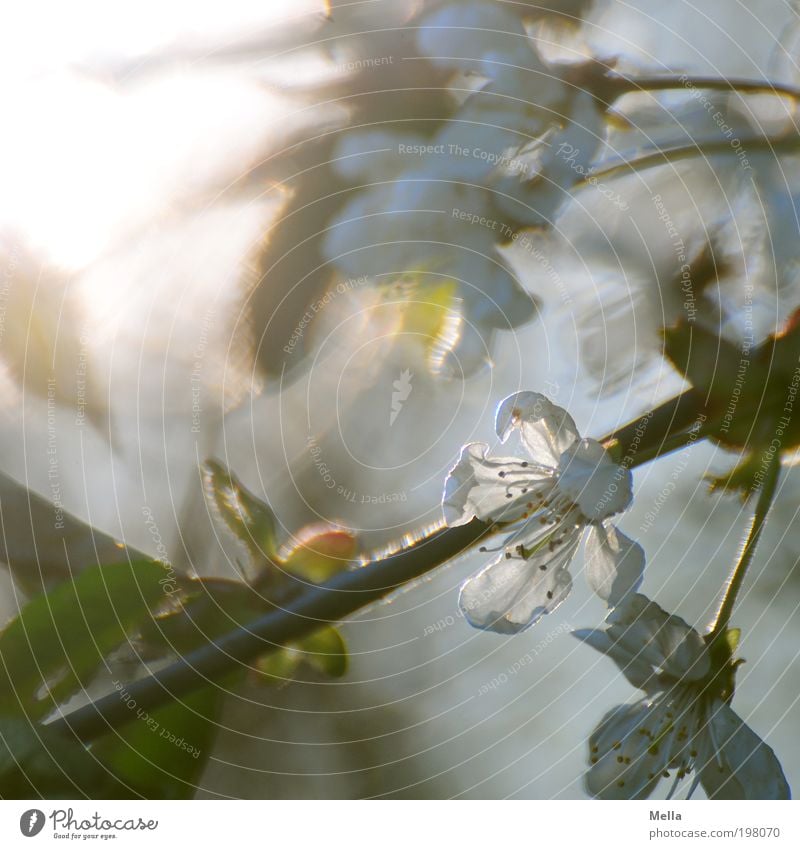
607, 594, 710, 682
699, 701, 790, 800
458, 528, 580, 633
572, 628, 656, 692
584, 523, 644, 606
586, 702, 669, 799
442, 442, 553, 526
495, 391, 580, 465
557, 440, 632, 520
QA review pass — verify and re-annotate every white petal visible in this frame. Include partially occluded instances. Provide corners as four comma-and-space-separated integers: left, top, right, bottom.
416, 2, 527, 72
442, 442, 552, 526
585, 702, 668, 799
584, 523, 644, 606
607, 594, 710, 682
495, 392, 580, 465
699, 701, 790, 800
572, 628, 656, 692
459, 529, 580, 633
557, 440, 633, 520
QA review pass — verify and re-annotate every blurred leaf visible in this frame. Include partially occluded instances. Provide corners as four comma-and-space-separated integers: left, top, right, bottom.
297, 626, 348, 678
0, 561, 172, 719
254, 647, 302, 684
705, 453, 764, 499
0, 716, 133, 798
202, 459, 279, 565
91, 686, 225, 799
203, 459, 357, 586
280, 525, 357, 583
664, 312, 800, 451
254, 626, 348, 683
385, 278, 462, 374
725, 628, 742, 654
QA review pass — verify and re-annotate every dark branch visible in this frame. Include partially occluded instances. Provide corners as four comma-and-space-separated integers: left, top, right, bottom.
52, 391, 712, 743
52, 520, 490, 742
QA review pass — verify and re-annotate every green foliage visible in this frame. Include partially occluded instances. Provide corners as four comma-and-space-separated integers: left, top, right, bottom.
0, 561, 173, 720
0, 561, 217, 798
663, 310, 800, 451
256, 625, 348, 682
0, 717, 132, 798
0, 464, 357, 799
90, 687, 224, 799
202, 459, 279, 566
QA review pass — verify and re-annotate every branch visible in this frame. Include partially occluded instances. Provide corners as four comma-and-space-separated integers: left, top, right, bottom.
52, 391, 720, 743
51, 520, 490, 742
600, 388, 708, 462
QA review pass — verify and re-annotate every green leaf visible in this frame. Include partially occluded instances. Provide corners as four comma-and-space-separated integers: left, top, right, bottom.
90, 686, 225, 799
279, 526, 357, 583
0, 716, 133, 798
724, 628, 742, 654
253, 626, 348, 683
296, 626, 348, 678
202, 460, 279, 565
0, 561, 173, 719
253, 647, 303, 684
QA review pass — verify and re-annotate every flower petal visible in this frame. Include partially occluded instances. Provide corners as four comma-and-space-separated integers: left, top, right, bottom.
584, 523, 644, 606
699, 701, 790, 800
585, 702, 668, 799
607, 594, 710, 682
557, 440, 633, 520
442, 442, 553, 526
458, 529, 580, 633
495, 391, 580, 465
572, 628, 656, 692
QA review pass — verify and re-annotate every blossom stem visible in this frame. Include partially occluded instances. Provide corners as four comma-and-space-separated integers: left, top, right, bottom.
710, 446, 782, 637
609, 74, 800, 102
585, 135, 800, 185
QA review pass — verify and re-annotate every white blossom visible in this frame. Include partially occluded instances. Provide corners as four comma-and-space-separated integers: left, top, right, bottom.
574, 594, 790, 799
322, 1, 606, 374
443, 391, 641, 633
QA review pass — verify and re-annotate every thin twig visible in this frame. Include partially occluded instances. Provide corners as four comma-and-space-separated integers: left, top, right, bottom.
51, 520, 490, 742
585, 136, 800, 186
710, 446, 782, 637
611, 74, 800, 103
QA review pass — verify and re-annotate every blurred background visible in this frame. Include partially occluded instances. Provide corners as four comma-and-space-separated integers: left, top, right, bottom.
1, 0, 799, 798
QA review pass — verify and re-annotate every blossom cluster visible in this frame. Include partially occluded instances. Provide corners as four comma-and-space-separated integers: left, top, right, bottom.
442, 391, 789, 799
322, 2, 605, 373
